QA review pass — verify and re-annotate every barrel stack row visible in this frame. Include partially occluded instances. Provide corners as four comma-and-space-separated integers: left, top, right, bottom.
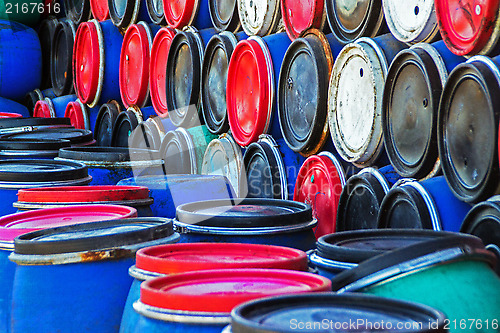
0, 0, 499, 332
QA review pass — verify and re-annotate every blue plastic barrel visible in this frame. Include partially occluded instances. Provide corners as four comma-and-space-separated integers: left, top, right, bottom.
0, 97, 29, 118
33, 94, 76, 118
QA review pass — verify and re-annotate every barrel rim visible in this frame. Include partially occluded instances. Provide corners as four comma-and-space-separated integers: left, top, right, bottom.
94, 100, 121, 146
209, 0, 240, 32
146, 0, 167, 25
51, 20, 76, 97
111, 109, 141, 147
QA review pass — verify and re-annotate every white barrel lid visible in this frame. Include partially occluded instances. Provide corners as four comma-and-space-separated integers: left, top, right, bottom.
237, 0, 282, 36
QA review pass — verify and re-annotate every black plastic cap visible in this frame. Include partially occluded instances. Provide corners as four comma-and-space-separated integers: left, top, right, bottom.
94, 101, 121, 147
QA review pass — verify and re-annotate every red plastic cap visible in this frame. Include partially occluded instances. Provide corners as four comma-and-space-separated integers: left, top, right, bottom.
17, 185, 150, 203
150, 27, 176, 117
140, 269, 331, 312
435, 0, 500, 56
0, 112, 23, 118
33, 100, 53, 118
294, 154, 344, 238
136, 243, 308, 274
90, 0, 110, 21
0, 204, 137, 242
65, 100, 86, 129
73, 21, 101, 105
227, 39, 273, 147
120, 24, 152, 108
163, 0, 196, 28
281, 0, 325, 39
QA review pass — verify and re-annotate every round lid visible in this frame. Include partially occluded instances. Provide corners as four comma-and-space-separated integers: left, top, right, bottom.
209, 0, 239, 32
65, 100, 87, 130
293, 153, 346, 238
0, 112, 22, 119
435, 0, 500, 56
13, 217, 172, 255
4, 128, 94, 146
136, 242, 308, 274
65, 0, 92, 25
0, 159, 89, 183
73, 20, 101, 105
129, 121, 163, 150
150, 27, 176, 117
160, 129, 193, 174
176, 198, 313, 227
336, 168, 390, 231
227, 38, 273, 147
383, 48, 442, 179
33, 99, 53, 118
317, 229, 458, 264
0, 117, 71, 129
59, 146, 160, 162
438, 58, 500, 203
279, 30, 332, 155
94, 101, 121, 146
23, 90, 43, 116
120, 23, 152, 108
146, 0, 166, 25
111, 110, 141, 147
230, 293, 448, 333
140, 269, 331, 312
202, 33, 237, 135
0, 138, 71, 151
330, 234, 494, 292
238, 0, 281, 36
52, 20, 76, 97
325, 0, 385, 43
17, 185, 150, 203
0, 204, 137, 243
163, 0, 197, 28
383, 0, 439, 44
90, 0, 110, 21
281, 0, 325, 39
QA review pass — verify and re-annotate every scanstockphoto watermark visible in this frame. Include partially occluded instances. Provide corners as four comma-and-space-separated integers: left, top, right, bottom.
289, 318, 445, 331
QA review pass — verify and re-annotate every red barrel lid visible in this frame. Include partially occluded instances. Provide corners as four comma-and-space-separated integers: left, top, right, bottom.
33, 100, 53, 118
163, 0, 196, 28
0, 112, 22, 118
281, 0, 325, 39
435, 0, 500, 56
120, 23, 152, 108
17, 185, 150, 203
140, 269, 331, 312
0, 204, 137, 242
90, 0, 110, 21
73, 21, 101, 105
227, 38, 273, 147
150, 27, 176, 117
136, 243, 308, 274
64, 100, 86, 130
294, 153, 346, 238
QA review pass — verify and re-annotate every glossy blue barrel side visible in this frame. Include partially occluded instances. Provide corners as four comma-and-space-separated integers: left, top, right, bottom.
86, 104, 101, 131
192, 0, 212, 30
0, 187, 21, 215
85, 162, 164, 185
0, 21, 42, 101
0, 249, 14, 333
98, 20, 123, 104
52, 94, 77, 118
369, 33, 407, 65
138, 0, 152, 23
41, 88, 57, 99
429, 40, 465, 73
275, 138, 305, 199
235, 31, 248, 41
0, 97, 30, 117
120, 278, 143, 333
139, 106, 157, 120
378, 164, 402, 187
325, 33, 345, 56
198, 27, 217, 46
133, 311, 226, 333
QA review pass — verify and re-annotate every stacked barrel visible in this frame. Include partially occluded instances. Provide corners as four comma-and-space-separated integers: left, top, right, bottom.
0, 0, 499, 332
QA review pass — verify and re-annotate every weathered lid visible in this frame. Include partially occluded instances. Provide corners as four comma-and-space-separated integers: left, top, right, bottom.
281, 0, 325, 39
108, 0, 140, 30
65, 99, 88, 130
94, 101, 121, 147
89, 0, 109, 21
238, 0, 281, 36
64, 0, 92, 25
163, 0, 198, 28
0, 159, 88, 183
146, 0, 166, 25
52, 20, 76, 97
129, 121, 163, 151
0, 138, 70, 152
160, 128, 194, 174
111, 110, 142, 147
38, 17, 59, 90
293, 152, 346, 238
59, 146, 160, 163
33, 99, 54, 118
209, 0, 239, 32
0, 117, 71, 129
4, 128, 95, 147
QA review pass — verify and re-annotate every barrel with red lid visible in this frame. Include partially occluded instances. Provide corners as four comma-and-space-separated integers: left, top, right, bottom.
90, 0, 110, 21
281, 0, 327, 39
120, 243, 308, 332
133, 269, 330, 332
73, 19, 123, 108
33, 95, 76, 119
23, 89, 56, 116
163, 0, 212, 29
65, 99, 100, 131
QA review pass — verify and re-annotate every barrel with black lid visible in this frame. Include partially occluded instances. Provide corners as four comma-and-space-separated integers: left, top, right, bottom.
278, 30, 344, 156
117, 174, 235, 218
33, 94, 76, 119
325, 0, 387, 44
461, 196, 500, 276
166, 27, 218, 128
15, 185, 154, 217
0, 97, 30, 119
111, 107, 155, 147
0, 138, 70, 160
129, 117, 176, 151
64, 0, 91, 24
94, 101, 121, 147
57, 147, 164, 185
9, 217, 179, 333
163, 0, 212, 29
201, 31, 247, 135
225, 293, 448, 333
174, 198, 317, 250
309, 229, 458, 279
23, 89, 56, 116
331, 234, 500, 333
38, 16, 58, 90
383, 41, 465, 179
133, 268, 330, 332
336, 166, 400, 231
2, 128, 95, 147
238, 0, 281, 36
145, 0, 165, 25
209, 0, 239, 32
51, 19, 76, 97
109, 0, 151, 31
439, 56, 500, 203
64, 99, 100, 131
120, 242, 308, 333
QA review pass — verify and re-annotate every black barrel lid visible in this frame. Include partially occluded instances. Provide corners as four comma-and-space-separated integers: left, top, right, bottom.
51, 20, 76, 96
230, 293, 447, 333
317, 229, 458, 264
0, 138, 71, 151
159, 129, 192, 174
94, 101, 121, 147
23, 89, 44, 116
201, 33, 237, 135
0, 159, 88, 183
176, 198, 312, 228
146, 0, 166, 25
331, 234, 494, 292
278, 32, 329, 155
209, 0, 239, 32
129, 121, 163, 151
438, 59, 500, 203
64, 0, 91, 25
59, 146, 161, 162
3, 128, 94, 146
0, 117, 71, 130
14, 217, 174, 255
383, 48, 442, 179
38, 16, 59, 90
336, 168, 389, 231
111, 110, 141, 147
166, 28, 204, 128
243, 139, 283, 200
109, 0, 136, 30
